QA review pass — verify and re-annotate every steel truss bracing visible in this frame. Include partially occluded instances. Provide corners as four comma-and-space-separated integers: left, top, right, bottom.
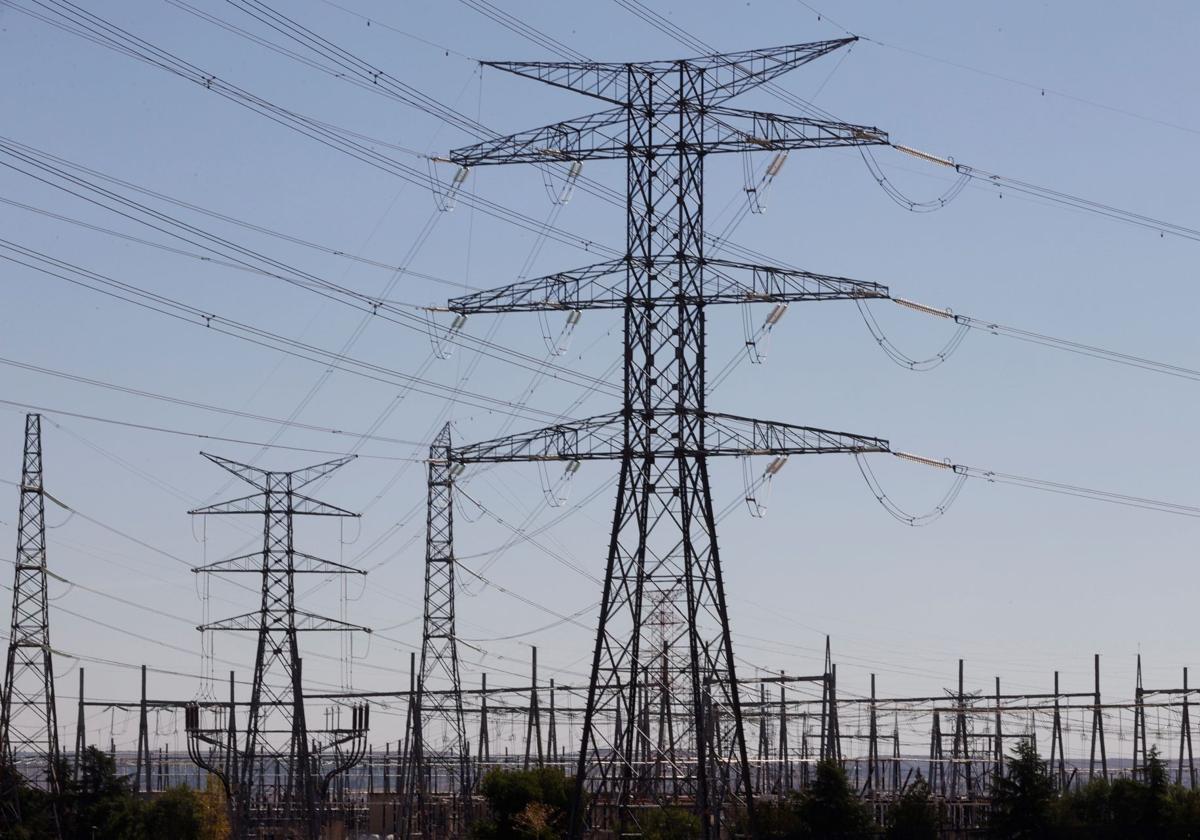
0, 414, 61, 836
447, 39, 889, 838
405, 423, 471, 839
184, 453, 370, 840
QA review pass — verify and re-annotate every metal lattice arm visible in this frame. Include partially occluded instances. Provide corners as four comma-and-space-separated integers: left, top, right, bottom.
449, 109, 625, 166
688, 39, 856, 102
197, 451, 354, 492
189, 492, 356, 517
448, 260, 626, 313
192, 551, 365, 575
705, 413, 889, 456
447, 258, 886, 314
482, 40, 856, 106
705, 107, 887, 152
483, 61, 631, 105
451, 413, 624, 464
199, 610, 371, 633
703, 259, 888, 303
450, 412, 888, 464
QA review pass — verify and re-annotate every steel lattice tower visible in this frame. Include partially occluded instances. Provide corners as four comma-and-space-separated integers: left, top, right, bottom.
0, 414, 61, 832
405, 423, 470, 839
185, 453, 370, 840
446, 39, 892, 837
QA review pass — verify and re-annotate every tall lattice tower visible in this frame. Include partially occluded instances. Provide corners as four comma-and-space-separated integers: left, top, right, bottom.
185, 453, 370, 840
446, 39, 891, 838
405, 423, 470, 839
0, 414, 62, 828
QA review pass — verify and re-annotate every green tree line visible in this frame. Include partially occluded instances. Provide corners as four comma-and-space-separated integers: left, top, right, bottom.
1, 746, 228, 840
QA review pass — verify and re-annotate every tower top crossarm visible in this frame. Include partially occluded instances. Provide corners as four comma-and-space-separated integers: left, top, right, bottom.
481, 38, 859, 106
452, 39, 887, 167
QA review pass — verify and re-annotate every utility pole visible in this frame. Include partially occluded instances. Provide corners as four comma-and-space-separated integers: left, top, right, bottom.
777, 672, 790, 794
524, 646, 543, 769
1133, 654, 1148, 778
548, 678, 558, 767
865, 674, 878, 796
0, 414, 62, 836
183, 453, 369, 840
1050, 671, 1065, 789
444, 38, 889, 839
1180, 668, 1195, 787
993, 676, 1003, 787
407, 423, 470, 839
73, 668, 84, 780
134, 665, 150, 795
1090, 654, 1107, 780
756, 683, 770, 794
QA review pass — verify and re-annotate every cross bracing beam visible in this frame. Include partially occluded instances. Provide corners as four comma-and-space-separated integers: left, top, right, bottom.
198, 452, 354, 493
480, 38, 857, 106
189, 491, 354, 517
449, 108, 884, 167
445, 258, 888, 314
450, 412, 888, 464
197, 610, 371, 634
192, 551, 365, 575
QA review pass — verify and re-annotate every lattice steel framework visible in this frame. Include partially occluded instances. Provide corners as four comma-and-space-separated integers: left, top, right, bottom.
0, 414, 61, 834
404, 423, 470, 839
185, 453, 369, 840
447, 39, 891, 838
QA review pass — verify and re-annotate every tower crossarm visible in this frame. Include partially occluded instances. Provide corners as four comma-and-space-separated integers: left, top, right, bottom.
198, 451, 355, 492
685, 39, 857, 101
451, 413, 625, 464
704, 413, 890, 456
447, 258, 886, 314
447, 107, 883, 167
447, 260, 626, 313
450, 412, 887, 464
705, 107, 886, 152
192, 551, 365, 575
199, 610, 371, 634
701, 258, 888, 303
449, 108, 625, 166
189, 492, 357, 517
481, 39, 856, 106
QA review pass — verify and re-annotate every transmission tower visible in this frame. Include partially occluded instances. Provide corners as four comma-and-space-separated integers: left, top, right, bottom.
405, 423, 470, 839
0, 414, 61, 834
445, 39, 891, 837
184, 453, 370, 840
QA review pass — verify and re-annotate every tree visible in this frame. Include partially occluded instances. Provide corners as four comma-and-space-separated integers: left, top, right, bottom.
143, 786, 209, 840
639, 806, 702, 840
749, 760, 874, 839
798, 759, 874, 838
67, 747, 146, 840
473, 766, 573, 839
988, 740, 1056, 839
886, 777, 940, 840
196, 774, 232, 840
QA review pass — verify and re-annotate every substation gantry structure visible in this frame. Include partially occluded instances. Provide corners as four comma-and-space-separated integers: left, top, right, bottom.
184, 454, 371, 840
440, 37, 894, 838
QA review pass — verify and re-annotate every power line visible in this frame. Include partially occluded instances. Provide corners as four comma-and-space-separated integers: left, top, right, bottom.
0, 237, 580, 423
0, 356, 425, 445
0, 138, 621, 398
0, 398, 423, 462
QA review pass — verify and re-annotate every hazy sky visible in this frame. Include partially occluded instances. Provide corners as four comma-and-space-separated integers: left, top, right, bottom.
1, 0, 1198, 757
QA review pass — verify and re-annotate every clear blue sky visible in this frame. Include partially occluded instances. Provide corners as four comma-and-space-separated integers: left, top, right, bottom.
1, 0, 1198, 758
